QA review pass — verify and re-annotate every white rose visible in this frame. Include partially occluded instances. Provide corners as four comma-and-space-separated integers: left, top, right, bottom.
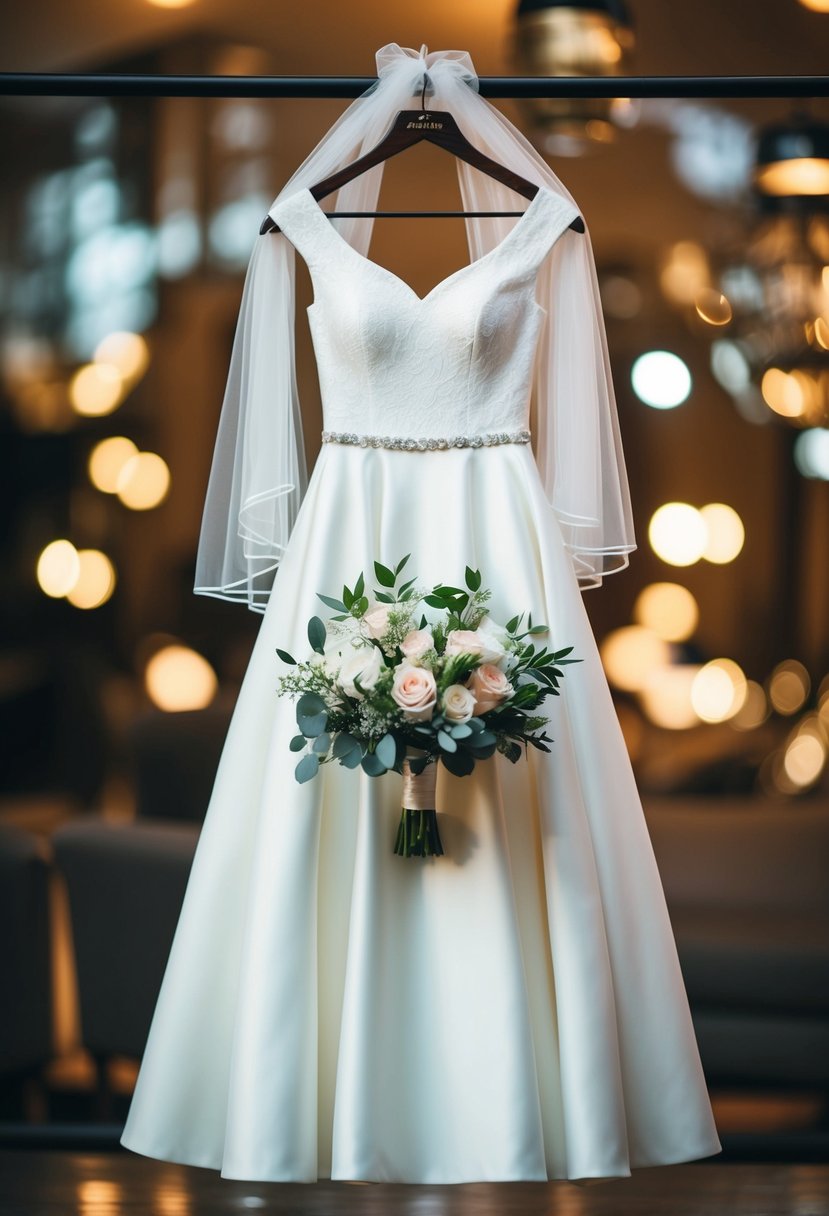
468, 663, 513, 715
474, 615, 511, 670
391, 661, 437, 721
363, 602, 395, 640
444, 627, 506, 667
441, 683, 476, 724
399, 627, 434, 662
338, 646, 383, 699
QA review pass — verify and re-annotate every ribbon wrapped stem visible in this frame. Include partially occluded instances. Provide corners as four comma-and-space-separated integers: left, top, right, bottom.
394, 749, 444, 858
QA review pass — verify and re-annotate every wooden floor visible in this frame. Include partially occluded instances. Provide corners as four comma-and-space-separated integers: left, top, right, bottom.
1, 1154, 829, 1216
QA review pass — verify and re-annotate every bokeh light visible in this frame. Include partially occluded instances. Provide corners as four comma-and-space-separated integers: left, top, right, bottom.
37, 539, 81, 598
69, 362, 124, 416
631, 351, 692, 409
116, 451, 171, 509
599, 625, 672, 692
691, 658, 748, 723
144, 645, 219, 712
638, 664, 701, 729
633, 581, 699, 642
88, 436, 139, 493
648, 502, 708, 566
768, 659, 811, 715
65, 549, 117, 609
699, 502, 745, 563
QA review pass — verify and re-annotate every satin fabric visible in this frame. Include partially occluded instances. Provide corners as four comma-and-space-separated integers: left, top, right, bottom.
120, 446, 722, 1183
121, 182, 721, 1182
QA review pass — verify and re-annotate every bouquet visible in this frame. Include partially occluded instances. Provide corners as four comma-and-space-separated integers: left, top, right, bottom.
275, 555, 581, 858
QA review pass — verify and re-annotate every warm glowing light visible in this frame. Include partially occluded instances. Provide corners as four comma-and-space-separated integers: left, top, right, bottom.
694, 289, 733, 326
768, 659, 810, 715
116, 451, 171, 509
69, 362, 123, 416
730, 680, 770, 730
814, 316, 829, 350
37, 539, 81, 598
799, 0, 829, 10
660, 241, 710, 306
599, 625, 672, 692
66, 549, 116, 609
87, 436, 139, 493
783, 732, 826, 787
756, 158, 829, 196
648, 502, 707, 566
631, 351, 692, 409
145, 0, 196, 7
691, 658, 748, 723
638, 664, 701, 729
699, 502, 745, 563
761, 367, 805, 417
633, 582, 699, 642
78, 1180, 123, 1206
144, 644, 218, 711
93, 331, 150, 382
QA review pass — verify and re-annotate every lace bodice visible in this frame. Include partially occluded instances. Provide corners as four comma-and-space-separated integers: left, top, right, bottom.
269, 186, 581, 440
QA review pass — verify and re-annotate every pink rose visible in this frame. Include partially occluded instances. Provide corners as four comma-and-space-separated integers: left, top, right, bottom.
468, 663, 513, 715
391, 662, 437, 721
444, 627, 507, 666
399, 627, 434, 662
363, 602, 394, 639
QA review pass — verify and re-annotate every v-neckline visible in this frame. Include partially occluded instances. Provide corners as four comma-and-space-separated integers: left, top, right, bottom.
295, 184, 554, 306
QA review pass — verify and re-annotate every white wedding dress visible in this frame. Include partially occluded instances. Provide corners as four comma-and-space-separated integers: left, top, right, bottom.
120, 183, 723, 1183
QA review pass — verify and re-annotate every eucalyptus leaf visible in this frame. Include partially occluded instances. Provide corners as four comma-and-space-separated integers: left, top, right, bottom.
408, 754, 431, 776
276, 648, 296, 665
307, 616, 326, 654
376, 732, 397, 768
361, 751, 387, 777
295, 753, 320, 783
449, 722, 473, 738
289, 734, 307, 752
297, 691, 327, 715
297, 711, 328, 737
332, 732, 361, 759
437, 729, 457, 752
340, 747, 363, 769
312, 732, 331, 754
440, 748, 475, 777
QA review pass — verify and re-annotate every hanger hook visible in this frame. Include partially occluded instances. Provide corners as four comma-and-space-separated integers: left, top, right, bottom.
420, 69, 430, 115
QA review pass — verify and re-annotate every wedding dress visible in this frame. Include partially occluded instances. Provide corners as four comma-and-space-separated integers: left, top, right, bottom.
119, 175, 723, 1184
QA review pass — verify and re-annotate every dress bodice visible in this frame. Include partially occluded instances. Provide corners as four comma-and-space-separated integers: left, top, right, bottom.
269, 186, 581, 441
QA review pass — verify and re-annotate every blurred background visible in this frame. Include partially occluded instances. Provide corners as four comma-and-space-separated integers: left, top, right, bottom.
0, 0, 828, 1165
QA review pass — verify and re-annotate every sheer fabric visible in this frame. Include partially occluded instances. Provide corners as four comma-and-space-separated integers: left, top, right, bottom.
193, 42, 636, 612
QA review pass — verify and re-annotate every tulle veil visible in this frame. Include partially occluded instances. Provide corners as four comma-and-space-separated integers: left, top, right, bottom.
193, 42, 636, 613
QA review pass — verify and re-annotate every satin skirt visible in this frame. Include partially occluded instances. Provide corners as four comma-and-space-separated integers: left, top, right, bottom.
119, 441, 723, 1183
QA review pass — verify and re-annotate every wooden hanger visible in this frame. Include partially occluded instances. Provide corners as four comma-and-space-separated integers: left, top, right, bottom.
260, 67, 585, 236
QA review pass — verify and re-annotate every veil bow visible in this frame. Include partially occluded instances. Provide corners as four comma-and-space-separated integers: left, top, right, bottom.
193, 42, 636, 612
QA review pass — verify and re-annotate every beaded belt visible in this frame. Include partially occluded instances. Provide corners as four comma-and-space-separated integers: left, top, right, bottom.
321, 428, 532, 450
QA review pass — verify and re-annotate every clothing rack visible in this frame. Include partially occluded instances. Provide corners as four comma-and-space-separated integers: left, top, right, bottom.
0, 73, 827, 99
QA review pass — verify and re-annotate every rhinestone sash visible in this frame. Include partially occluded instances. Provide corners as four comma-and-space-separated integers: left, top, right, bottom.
321, 428, 532, 450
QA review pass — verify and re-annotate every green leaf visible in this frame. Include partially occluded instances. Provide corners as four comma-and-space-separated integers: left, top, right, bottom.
361, 751, 387, 777
332, 732, 361, 759
506, 613, 522, 633
475, 730, 498, 747
398, 577, 417, 595
424, 595, 447, 608
276, 648, 296, 665
355, 596, 369, 615
408, 754, 431, 776
440, 748, 475, 777
373, 591, 395, 603
340, 747, 363, 769
308, 616, 326, 654
317, 593, 347, 612
528, 624, 548, 635
289, 734, 307, 751
342, 584, 354, 610
297, 691, 327, 715
433, 584, 467, 597
449, 721, 473, 738
374, 561, 396, 588
395, 554, 411, 575
437, 729, 457, 752
376, 732, 397, 768
554, 645, 574, 659
312, 732, 331, 754
353, 571, 365, 600
464, 566, 481, 591
295, 753, 320, 783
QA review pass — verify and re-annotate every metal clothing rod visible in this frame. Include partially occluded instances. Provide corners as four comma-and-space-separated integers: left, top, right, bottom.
0, 72, 827, 99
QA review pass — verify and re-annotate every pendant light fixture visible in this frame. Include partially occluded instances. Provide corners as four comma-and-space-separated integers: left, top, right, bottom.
511, 0, 637, 152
